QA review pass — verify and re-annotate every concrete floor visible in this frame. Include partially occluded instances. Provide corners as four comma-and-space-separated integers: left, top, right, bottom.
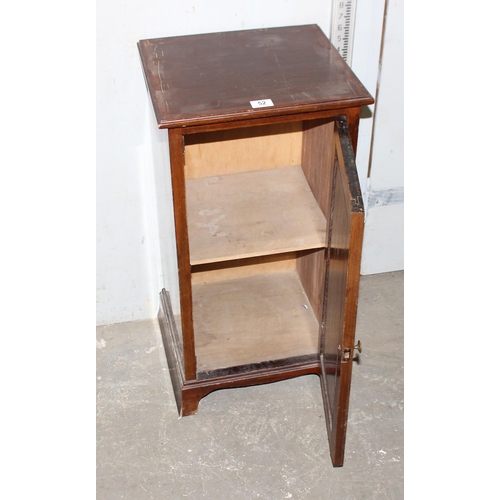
97, 271, 403, 499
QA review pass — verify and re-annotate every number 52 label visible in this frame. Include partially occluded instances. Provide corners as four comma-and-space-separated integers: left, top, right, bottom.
250, 99, 274, 109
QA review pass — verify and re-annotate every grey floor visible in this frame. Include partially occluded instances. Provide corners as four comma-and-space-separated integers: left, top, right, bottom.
97, 271, 403, 499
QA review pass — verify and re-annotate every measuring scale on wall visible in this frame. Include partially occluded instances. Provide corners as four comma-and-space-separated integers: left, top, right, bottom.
330, 0, 357, 66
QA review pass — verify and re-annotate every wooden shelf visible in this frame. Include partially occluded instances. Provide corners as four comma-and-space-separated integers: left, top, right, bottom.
186, 165, 327, 265
192, 270, 320, 373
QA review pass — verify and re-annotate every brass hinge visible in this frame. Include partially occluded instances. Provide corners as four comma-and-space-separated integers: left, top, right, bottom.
341, 348, 351, 363
340, 341, 362, 363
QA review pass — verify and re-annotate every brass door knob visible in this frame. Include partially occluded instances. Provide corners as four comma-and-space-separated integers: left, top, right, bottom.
354, 340, 362, 353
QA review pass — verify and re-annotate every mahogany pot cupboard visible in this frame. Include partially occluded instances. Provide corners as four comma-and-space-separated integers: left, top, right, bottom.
138, 24, 374, 467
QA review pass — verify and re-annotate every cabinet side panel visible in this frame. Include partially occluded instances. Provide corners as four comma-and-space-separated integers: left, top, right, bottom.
158, 289, 184, 415
169, 128, 197, 380
297, 119, 335, 324
296, 249, 325, 325
301, 118, 335, 218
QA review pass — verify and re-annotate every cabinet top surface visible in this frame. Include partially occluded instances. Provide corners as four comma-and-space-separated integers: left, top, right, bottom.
138, 25, 373, 128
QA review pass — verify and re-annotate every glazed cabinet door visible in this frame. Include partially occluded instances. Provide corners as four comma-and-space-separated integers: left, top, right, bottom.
321, 117, 365, 467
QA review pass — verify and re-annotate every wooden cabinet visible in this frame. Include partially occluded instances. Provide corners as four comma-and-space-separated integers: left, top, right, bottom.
138, 24, 373, 467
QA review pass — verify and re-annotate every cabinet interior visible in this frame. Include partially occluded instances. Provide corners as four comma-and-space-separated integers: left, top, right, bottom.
184, 119, 336, 375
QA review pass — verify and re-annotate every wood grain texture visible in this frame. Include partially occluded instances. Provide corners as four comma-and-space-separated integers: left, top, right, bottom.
184, 122, 302, 179
186, 165, 327, 265
179, 107, 363, 135
296, 248, 327, 325
168, 128, 197, 380
158, 289, 185, 415
301, 118, 336, 218
137, 25, 373, 128
179, 360, 322, 416
321, 118, 364, 467
343, 108, 361, 155
296, 118, 335, 324
331, 118, 364, 466
192, 271, 320, 372
191, 252, 296, 284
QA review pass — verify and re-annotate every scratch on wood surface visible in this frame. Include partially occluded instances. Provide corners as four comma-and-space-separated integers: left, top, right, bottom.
158, 61, 165, 93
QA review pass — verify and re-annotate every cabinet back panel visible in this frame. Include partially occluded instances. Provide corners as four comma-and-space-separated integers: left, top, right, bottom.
184, 122, 302, 179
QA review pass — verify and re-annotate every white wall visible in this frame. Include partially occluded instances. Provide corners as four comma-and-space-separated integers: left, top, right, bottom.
356, 0, 404, 274
96, 0, 403, 325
